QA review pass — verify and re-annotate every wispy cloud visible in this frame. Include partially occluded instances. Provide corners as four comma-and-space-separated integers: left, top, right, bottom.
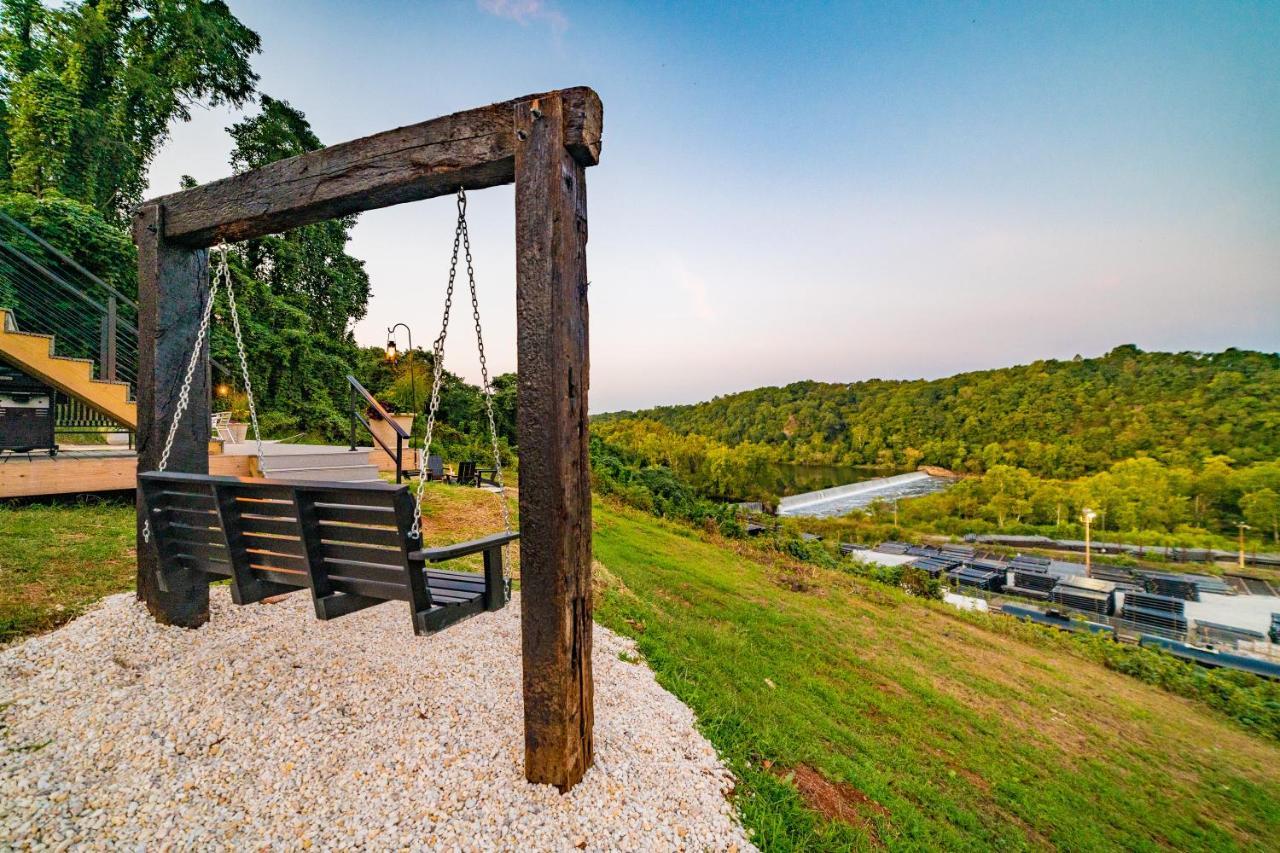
477, 0, 567, 34
671, 256, 716, 323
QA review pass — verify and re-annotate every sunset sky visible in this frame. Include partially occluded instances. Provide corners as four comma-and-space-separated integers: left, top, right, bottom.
145, 1, 1280, 412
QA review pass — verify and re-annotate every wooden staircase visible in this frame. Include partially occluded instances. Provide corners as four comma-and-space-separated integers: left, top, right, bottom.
0, 307, 137, 429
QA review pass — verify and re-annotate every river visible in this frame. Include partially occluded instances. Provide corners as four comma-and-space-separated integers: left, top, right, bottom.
775, 471, 954, 518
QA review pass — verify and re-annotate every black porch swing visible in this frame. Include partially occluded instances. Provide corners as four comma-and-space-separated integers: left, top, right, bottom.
140, 189, 518, 635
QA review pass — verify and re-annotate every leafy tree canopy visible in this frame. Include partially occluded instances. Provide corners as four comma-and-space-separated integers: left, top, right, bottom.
598, 347, 1280, 477
0, 0, 259, 217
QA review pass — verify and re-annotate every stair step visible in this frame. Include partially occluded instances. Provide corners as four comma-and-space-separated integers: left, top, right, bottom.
257, 452, 372, 470
260, 465, 383, 483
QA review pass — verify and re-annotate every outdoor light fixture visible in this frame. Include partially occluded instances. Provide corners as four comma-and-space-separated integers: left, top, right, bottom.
1081, 507, 1097, 578
385, 338, 398, 361
216, 383, 231, 397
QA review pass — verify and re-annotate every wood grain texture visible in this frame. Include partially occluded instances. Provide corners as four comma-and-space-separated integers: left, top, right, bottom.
133, 203, 212, 627
145, 87, 602, 247
515, 93, 595, 792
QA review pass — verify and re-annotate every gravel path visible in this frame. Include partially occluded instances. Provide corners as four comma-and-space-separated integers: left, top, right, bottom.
0, 590, 753, 851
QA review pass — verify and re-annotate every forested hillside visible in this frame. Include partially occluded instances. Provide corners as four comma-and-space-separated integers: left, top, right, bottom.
599, 346, 1280, 477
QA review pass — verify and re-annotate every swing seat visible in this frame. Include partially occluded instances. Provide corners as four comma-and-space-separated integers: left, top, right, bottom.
140, 471, 516, 635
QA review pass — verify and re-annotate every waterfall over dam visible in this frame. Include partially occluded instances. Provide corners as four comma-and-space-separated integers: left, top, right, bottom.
777, 471, 950, 518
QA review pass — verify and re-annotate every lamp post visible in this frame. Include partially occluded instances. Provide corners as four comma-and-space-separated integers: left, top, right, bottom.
1237, 522, 1252, 570
385, 323, 418, 441
1081, 508, 1097, 578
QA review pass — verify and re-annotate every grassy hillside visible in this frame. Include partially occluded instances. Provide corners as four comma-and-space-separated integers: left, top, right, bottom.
597, 346, 1280, 477
592, 502, 1280, 850
5, 492, 1280, 848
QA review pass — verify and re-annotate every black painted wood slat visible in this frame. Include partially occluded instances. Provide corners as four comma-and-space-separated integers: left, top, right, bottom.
157, 491, 218, 511
232, 498, 296, 518
317, 522, 402, 548
314, 505, 397, 526
244, 550, 308, 573
320, 541, 401, 567
241, 531, 306, 555
236, 515, 299, 536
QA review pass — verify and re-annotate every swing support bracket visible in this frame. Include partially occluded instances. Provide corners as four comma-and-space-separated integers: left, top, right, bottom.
132, 87, 602, 792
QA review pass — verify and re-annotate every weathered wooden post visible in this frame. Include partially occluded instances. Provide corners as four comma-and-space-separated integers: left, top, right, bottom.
133, 203, 212, 627
515, 92, 597, 790
131, 87, 603, 790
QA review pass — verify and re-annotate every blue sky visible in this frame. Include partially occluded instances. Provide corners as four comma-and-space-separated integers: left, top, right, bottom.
146, 1, 1280, 412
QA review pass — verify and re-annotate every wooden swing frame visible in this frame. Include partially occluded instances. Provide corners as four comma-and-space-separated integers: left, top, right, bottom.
131, 87, 602, 791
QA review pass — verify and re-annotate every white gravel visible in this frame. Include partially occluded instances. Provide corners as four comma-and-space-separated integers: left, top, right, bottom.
0, 590, 753, 851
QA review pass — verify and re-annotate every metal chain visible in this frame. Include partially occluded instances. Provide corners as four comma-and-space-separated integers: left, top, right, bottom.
216, 245, 266, 475
142, 250, 221, 543
461, 199, 513, 538
410, 191, 464, 538
143, 244, 263, 543
410, 189, 513, 589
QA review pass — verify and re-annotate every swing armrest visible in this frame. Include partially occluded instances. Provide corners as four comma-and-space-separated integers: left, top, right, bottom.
410, 531, 519, 563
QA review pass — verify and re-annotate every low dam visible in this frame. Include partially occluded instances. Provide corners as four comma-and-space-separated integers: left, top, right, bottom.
777, 471, 951, 518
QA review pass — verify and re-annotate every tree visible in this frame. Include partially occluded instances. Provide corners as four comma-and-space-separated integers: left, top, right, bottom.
228, 96, 370, 339
204, 95, 369, 442
1241, 489, 1280, 544
0, 0, 260, 215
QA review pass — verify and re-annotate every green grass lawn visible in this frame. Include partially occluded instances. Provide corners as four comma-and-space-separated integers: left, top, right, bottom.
0, 497, 136, 642
4, 491, 1280, 849
592, 502, 1280, 851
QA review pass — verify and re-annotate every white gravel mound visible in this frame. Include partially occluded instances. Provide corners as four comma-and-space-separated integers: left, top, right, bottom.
0, 590, 753, 851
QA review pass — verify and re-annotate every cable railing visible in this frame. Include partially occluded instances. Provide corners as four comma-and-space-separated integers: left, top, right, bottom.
0, 212, 140, 389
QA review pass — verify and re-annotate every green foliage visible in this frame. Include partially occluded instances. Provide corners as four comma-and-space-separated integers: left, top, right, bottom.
590, 436, 742, 536
0, 191, 135, 294
599, 346, 1280, 477
844, 559, 943, 599
228, 96, 370, 340
892, 457, 1280, 548
0, 0, 260, 216
0, 0, 259, 216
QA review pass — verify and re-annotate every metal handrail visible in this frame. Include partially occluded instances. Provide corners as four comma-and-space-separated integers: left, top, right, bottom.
347, 374, 408, 482
347, 374, 410, 437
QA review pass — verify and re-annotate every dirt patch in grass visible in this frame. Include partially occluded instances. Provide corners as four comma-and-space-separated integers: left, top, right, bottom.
778, 764, 890, 842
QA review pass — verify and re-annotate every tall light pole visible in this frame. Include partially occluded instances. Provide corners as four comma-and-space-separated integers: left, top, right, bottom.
386, 323, 418, 446
1082, 508, 1097, 578
1238, 522, 1252, 570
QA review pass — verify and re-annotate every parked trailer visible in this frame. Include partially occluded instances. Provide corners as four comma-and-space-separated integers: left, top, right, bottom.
1138, 635, 1280, 680
1001, 604, 1115, 638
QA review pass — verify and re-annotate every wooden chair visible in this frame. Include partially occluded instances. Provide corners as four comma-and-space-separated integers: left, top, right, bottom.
140, 471, 516, 634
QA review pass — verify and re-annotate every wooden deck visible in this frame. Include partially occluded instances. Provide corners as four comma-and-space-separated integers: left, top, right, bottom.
0, 447, 252, 498
0, 443, 410, 498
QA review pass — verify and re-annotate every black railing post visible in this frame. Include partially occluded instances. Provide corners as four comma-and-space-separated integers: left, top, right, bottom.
349, 384, 358, 451
395, 432, 403, 484
103, 296, 118, 381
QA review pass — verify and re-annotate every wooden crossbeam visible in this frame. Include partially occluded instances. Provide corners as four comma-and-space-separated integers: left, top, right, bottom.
144, 87, 602, 247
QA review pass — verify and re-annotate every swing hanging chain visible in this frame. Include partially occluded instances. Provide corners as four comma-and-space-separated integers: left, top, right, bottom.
216, 244, 266, 476
144, 244, 264, 544
410, 188, 513, 588
410, 190, 464, 539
